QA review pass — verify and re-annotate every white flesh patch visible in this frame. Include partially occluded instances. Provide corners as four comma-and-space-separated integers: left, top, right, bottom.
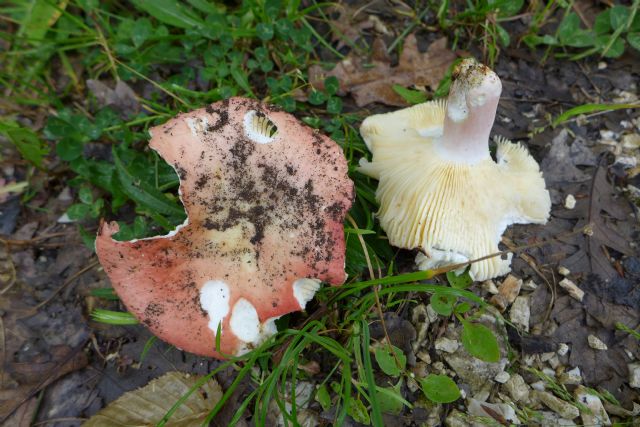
243, 110, 277, 144
235, 315, 280, 356
293, 278, 321, 309
186, 116, 209, 135
446, 89, 468, 122
415, 249, 469, 276
230, 298, 261, 342
200, 280, 230, 334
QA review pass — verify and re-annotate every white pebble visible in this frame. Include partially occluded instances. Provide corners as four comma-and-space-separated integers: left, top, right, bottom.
587, 334, 608, 351
563, 195, 576, 210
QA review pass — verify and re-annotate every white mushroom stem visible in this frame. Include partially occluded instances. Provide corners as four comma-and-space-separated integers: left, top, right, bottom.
436, 59, 502, 164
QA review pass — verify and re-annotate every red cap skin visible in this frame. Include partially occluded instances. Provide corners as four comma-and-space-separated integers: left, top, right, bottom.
96, 98, 354, 358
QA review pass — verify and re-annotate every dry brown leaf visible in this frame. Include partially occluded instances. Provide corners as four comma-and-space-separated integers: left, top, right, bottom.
83, 372, 223, 427
309, 35, 456, 107
0, 288, 88, 423
559, 158, 635, 279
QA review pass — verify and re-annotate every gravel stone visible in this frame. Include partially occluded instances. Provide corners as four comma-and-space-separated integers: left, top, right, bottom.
435, 337, 459, 353
557, 343, 569, 356
504, 373, 529, 403
482, 280, 499, 294
521, 279, 538, 291
575, 386, 611, 427
559, 367, 582, 385
563, 194, 576, 209
490, 274, 522, 312
587, 334, 608, 351
494, 371, 510, 383
559, 278, 584, 301
509, 296, 530, 331
629, 363, 640, 388
536, 390, 580, 419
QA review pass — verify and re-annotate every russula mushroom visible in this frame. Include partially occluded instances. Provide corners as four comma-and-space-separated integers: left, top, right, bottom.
358, 58, 550, 281
96, 98, 354, 358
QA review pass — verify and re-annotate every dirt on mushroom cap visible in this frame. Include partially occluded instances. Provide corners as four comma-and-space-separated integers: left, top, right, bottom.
95, 97, 354, 358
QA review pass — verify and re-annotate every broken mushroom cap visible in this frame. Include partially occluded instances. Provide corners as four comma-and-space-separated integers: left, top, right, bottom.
96, 98, 354, 358
358, 58, 551, 281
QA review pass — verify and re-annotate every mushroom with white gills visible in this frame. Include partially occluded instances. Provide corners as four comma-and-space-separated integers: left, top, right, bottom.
358, 58, 551, 281
96, 98, 354, 359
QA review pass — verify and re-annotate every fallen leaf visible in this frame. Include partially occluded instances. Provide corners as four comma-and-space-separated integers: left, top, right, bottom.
530, 280, 640, 407
540, 129, 596, 185
86, 79, 140, 119
0, 344, 88, 422
325, 4, 373, 50
84, 372, 223, 427
559, 156, 635, 279
369, 312, 417, 357
0, 285, 89, 423
309, 35, 456, 106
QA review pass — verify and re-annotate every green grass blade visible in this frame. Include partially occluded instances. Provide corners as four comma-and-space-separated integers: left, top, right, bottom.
361, 321, 384, 426
130, 0, 204, 29
552, 103, 640, 127
91, 309, 138, 325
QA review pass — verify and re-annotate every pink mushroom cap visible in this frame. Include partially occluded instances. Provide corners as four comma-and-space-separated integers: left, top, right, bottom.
96, 98, 354, 358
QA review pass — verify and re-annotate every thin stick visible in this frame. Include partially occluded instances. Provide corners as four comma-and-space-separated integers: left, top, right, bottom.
422, 223, 593, 279
346, 214, 400, 368
31, 260, 100, 312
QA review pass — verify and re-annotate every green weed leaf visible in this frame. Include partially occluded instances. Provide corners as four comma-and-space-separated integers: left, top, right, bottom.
609, 5, 628, 29
131, 0, 204, 29
489, 0, 523, 17
376, 381, 407, 414
347, 398, 370, 425
256, 23, 274, 40
187, 0, 221, 14
315, 385, 331, 411
446, 270, 473, 289
420, 374, 460, 403
113, 149, 186, 218
308, 90, 326, 105
602, 37, 625, 57
430, 293, 456, 316
374, 345, 406, 377
392, 85, 428, 105
326, 96, 343, 114
496, 24, 510, 47
56, 138, 83, 161
0, 120, 49, 168
594, 10, 612, 35
78, 187, 93, 204
558, 13, 580, 44
628, 33, 640, 51
461, 321, 500, 362
18, 0, 65, 43
66, 204, 90, 220
324, 76, 340, 95
132, 18, 153, 47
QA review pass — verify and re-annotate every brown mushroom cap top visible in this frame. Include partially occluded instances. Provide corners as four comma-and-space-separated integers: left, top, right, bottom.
96, 97, 354, 358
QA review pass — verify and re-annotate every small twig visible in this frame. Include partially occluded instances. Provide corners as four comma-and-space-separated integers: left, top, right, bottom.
0, 232, 67, 247
345, 215, 401, 369
31, 260, 100, 312
423, 223, 594, 278
501, 237, 556, 324
32, 417, 88, 426
0, 316, 5, 388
